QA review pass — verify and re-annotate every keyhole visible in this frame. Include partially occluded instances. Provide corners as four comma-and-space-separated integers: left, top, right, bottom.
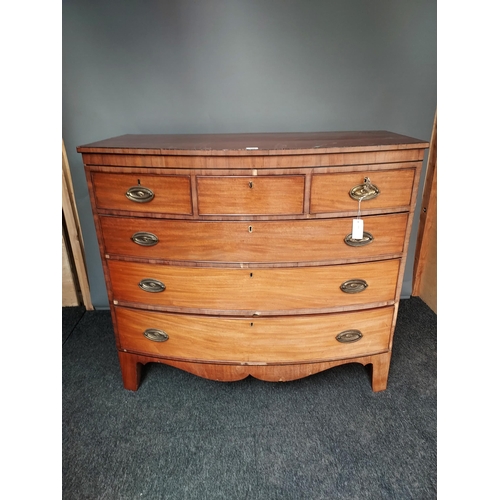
249, 181, 253, 188
250, 272, 253, 278
137, 179, 141, 185
248, 226, 253, 233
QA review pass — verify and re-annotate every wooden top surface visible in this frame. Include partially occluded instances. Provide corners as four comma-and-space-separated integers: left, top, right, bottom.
77, 131, 429, 156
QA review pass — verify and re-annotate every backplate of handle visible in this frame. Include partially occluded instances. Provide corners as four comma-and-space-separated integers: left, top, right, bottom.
344, 232, 374, 247
126, 185, 155, 203
143, 328, 169, 342
340, 279, 368, 294
131, 232, 159, 246
349, 177, 379, 201
138, 278, 166, 293
336, 329, 363, 343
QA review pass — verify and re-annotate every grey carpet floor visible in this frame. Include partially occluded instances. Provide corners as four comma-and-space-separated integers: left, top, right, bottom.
62, 297, 436, 499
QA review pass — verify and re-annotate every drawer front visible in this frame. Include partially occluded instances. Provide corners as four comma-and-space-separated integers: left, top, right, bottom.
197, 175, 304, 215
100, 213, 408, 262
115, 306, 394, 362
92, 173, 192, 214
108, 259, 400, 312
310, 169, 415, 213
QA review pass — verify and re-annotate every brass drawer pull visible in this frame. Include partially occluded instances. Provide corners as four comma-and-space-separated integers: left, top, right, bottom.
131, 232, 159, 246
340, 279, 368, 294
138, 278, 166, 293
344, 232, 374, 247
143, 328, 169, 342
126, 185, 155, 203
349, 177, 379, 201
336, 329, 363, 343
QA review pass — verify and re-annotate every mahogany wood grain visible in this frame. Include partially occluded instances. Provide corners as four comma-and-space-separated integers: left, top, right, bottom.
115, 306, 393, 363
107, 259, 400, 312
117, 350, 391, 391
92, 172, 192, 214
77, 131, 429, 155
197, 175, 305, 215
80, 131, 428, 392
310, 168, 415, 213
369, 351, 391, 392
85, 161, 421, 177
117, 351, 143, 391
99, 213, 408, 263
81, 150, 424, 169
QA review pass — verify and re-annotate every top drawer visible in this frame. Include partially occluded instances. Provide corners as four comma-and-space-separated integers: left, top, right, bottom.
310, 169, 415, 214
197, 175, 305, 215
91, 173, 192, 214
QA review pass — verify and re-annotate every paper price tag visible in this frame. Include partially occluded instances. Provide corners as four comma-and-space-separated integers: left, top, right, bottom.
352, 219, 364, 240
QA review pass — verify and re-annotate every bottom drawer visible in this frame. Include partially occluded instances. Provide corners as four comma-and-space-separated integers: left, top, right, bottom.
115, 306, 394, 363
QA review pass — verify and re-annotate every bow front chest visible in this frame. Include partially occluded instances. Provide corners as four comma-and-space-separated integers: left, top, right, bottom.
78, 131, 429, 391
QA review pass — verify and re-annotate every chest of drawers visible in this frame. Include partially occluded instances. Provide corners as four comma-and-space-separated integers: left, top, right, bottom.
78, 131, 429, 391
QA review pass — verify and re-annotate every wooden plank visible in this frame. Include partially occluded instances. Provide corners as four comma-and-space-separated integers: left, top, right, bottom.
412, 113, 437, 313
62, 139, 94, 310
62, 234, 79, 306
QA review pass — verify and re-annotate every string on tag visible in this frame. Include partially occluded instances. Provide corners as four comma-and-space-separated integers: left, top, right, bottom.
352, 191, 366, 240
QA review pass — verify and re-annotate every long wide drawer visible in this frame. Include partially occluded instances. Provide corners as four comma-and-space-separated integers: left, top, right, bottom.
310, 168, 415, 213
108, 259, 400, 312
115, 306, 394, 363
197, 175, 305, 215
100, 213, 408, 263
91, 173, 192, 214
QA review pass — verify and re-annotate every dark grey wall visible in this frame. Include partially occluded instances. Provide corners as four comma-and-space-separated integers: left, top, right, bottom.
63, 0, 436, 308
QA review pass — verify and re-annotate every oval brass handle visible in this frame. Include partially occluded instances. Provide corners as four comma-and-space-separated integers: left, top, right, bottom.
143, 328, 169, 342
126, 185, 155, 203
349, 177, 379, 201
340, 279, 368, 294
336, 329, 363, 343
131, 232, 159, 246
138, 278, 166, 293
344, 231, 374, 247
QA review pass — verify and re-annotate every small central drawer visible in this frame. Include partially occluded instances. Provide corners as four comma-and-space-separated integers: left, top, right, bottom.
197, 175, 305, 215
92, 173, 192, 214
107, 259, 400, 312
115, 306, 394, 363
